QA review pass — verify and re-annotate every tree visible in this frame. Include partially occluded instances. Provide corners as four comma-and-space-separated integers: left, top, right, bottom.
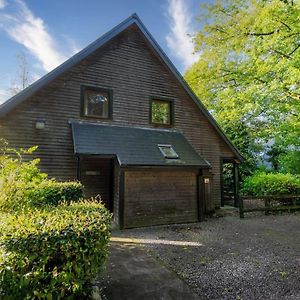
9, 52, 32, 96
185, 0, 300, 175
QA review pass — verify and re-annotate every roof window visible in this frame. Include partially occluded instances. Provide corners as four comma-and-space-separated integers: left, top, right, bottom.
158, 144, 179, 159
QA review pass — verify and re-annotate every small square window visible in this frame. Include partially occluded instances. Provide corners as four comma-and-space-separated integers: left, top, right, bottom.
151, 99, 173, 125
158, 144, 179, 159
82, 87, 112, 118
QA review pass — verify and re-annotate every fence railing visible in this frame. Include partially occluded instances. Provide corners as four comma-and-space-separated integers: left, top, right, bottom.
239, 195, 300, 218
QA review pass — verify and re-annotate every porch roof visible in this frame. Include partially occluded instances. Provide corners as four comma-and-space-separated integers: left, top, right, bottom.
71, 122, 210, 168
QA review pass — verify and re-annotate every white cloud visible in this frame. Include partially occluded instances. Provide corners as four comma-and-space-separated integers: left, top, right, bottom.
0, 0, 6, 9
0, 0, 66, 72
166, 0, 200, 71
0, 88, 10, 103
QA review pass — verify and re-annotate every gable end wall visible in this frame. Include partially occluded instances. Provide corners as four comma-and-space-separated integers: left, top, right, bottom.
0, 25, 236, 209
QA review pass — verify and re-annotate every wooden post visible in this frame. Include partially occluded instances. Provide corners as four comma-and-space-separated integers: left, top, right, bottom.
197, 174, 205, 221
239, 196, 244, 219
220, 159, 224, 207
233, 161, 240, 207
119, 169, 125, 229
76, 155, 81, 181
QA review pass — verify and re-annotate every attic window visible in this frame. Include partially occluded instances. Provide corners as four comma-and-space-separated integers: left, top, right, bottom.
158, 144, 179, 159
81, 86, 112, 119
150, 98, 173, 126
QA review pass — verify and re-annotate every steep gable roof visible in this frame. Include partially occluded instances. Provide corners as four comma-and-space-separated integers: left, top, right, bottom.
0, 13, 243, 161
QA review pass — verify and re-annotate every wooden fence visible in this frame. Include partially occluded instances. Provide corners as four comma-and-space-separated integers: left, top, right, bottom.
239, 195, 300, 218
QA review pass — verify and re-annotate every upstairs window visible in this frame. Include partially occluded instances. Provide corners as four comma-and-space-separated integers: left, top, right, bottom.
81, 86, 112, 118
150, 98, 173, 126
158, 144, 179, 159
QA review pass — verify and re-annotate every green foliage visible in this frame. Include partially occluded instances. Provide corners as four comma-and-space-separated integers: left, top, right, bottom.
151, 100, 171, 124
0, 201, 111, 299
0, 140, 45, 211
241, 172, 300, 196
278, 150, 300, 175
185, 0, 300, 175
0, 141, 84, 212
27, 180, 84, 207
0, 180, 84, 212
0, 142, 84, 211
0, 142, 111, 298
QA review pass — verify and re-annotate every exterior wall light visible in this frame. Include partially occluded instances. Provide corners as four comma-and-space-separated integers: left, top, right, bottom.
204, 178, 210, 184
35, 119, 45, 130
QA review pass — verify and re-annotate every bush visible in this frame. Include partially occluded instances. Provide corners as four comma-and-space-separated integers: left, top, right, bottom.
0, 142, 84, 211
0, 200, 111, 299
241, 172, 300, 196
0, 142, 111, 298
0, 180, 84, 212
28, 180, 84, 207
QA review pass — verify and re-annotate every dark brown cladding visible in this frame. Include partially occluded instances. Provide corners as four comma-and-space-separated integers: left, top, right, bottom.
0, 24, 237, 210
124, 170, 198, 228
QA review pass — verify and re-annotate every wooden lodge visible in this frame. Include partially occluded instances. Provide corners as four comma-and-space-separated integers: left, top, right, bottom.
0, 14, 243, 228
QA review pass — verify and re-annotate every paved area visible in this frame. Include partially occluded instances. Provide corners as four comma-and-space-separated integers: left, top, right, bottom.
108, 212, 300, 300
98, 241, 200, 300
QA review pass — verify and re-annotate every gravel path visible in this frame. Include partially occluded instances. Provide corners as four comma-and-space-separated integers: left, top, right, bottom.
113, 213, 300, 300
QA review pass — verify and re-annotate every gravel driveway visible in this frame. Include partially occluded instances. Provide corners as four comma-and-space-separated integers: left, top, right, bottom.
113, 212, 300, 300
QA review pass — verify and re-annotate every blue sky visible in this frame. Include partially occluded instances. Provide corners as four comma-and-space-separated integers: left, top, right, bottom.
0, 0, 204, 103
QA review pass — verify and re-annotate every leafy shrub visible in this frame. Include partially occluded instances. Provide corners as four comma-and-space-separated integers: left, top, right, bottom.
0, 141, 84, 211
0, 143, 47, 211
0, 180, 84, 212
241, 172, 300, 196
0, 142, 111, 298
0, 142, 46, 185
0, 200, 111, 299
28, 180, 84, 207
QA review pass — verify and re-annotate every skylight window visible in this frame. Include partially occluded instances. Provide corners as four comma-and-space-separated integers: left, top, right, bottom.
158, 144, 179, 159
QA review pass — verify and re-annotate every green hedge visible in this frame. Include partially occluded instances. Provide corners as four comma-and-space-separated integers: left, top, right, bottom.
0, 180, 84, 212
241, 172, 300, 196
0, 143, 111, 298
0, 200, 111, 299
28, 180, 84, 207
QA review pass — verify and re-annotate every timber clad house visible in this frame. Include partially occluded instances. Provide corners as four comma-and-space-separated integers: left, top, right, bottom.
0, 14, 243, 228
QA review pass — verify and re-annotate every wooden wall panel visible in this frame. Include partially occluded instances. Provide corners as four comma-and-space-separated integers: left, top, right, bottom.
0, 24, 237, 212
124, 170, 198, 228
113, 161, 120, 225
79, 157, 112, 209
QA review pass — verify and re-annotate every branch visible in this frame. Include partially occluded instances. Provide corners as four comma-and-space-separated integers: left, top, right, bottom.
289, 44, 300, 56
246, 30, 275, 36
283, 32, 300, 40
287, 92, 300, 101
273, 49, 292, 59
254, 77, 268, 84
212, 26, 229, 35
279, 20, 292, 31
220, 8, 234, 17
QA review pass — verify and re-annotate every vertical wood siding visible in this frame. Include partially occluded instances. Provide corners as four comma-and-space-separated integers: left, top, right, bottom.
124, 170, 198, 228
79, 157, 112, 208
0, 24, 236, 210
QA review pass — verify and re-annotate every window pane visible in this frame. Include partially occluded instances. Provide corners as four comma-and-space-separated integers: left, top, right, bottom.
158, 145, 178, 159
152, 100, 171, 125
84, 90, 109, 118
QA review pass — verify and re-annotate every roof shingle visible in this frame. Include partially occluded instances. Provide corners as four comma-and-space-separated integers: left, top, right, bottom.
71, 122, 210, 168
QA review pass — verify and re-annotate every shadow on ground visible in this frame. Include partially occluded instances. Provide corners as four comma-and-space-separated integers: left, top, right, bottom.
99, 212, 300, 300
97, 241, 200, 300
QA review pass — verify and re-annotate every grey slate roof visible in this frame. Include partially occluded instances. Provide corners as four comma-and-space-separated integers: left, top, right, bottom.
71, 122, 210, 168
0, 13, 243, 161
